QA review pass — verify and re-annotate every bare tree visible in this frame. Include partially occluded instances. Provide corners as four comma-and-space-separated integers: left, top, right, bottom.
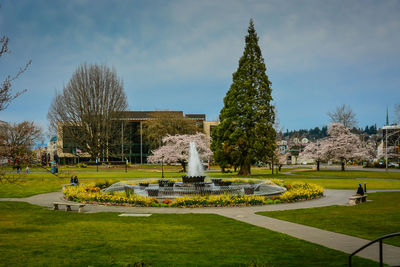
0, 121, 42, 166
47, 63, 128, 160
0, 35, 31, 111
143, 111, 199, 150
327, 104, 357, 128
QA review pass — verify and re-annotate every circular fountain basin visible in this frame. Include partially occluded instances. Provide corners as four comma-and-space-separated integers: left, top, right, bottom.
104, 178, 286, 200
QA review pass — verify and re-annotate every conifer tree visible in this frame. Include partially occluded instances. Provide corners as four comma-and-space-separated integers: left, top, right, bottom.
211, 19, 276, 176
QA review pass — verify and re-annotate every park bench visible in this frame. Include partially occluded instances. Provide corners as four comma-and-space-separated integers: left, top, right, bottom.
53, 202, 85, 213
348, 195, 368, 205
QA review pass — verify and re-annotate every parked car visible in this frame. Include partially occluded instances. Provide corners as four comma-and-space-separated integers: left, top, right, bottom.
388, 162, 399, 168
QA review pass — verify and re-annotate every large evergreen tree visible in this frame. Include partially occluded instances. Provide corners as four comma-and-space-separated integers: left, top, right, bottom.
211, 19, 276, 176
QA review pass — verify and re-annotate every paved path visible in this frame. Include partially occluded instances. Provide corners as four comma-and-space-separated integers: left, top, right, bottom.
1, 189, 399, 265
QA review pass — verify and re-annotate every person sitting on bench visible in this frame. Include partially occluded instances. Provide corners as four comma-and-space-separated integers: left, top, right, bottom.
356, 183, 364, 196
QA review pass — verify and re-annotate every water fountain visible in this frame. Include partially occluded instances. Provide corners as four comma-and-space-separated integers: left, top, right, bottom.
104, 141, 286, 199
182, 141, 205, 183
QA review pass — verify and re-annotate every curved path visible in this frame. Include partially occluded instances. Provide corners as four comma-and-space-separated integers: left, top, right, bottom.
1, 190, 399, 265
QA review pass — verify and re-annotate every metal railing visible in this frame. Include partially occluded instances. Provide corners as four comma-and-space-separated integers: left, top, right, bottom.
349, 232, 400, 267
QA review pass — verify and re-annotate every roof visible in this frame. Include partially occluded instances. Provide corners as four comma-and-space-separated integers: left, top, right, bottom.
119, 110, 206, 121
383, 125, 400, 130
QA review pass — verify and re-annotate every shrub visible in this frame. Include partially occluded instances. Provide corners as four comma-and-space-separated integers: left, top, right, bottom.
76, 163, 87, 168
94, 180, 112, 189
279, 182, 323, 202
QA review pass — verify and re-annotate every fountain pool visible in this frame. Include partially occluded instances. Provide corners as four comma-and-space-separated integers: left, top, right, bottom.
103, 141, 286, 199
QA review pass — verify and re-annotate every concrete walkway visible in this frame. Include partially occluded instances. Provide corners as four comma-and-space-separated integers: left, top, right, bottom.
1, 189, 399, 265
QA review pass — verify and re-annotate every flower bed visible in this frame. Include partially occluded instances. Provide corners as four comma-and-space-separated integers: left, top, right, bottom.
280, 182, 324, 202
63, 180, 324, 208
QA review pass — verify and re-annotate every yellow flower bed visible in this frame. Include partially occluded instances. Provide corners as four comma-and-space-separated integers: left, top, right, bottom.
63, 181, 324, 207
280, 182, 324, 202
63, 185, 158, 206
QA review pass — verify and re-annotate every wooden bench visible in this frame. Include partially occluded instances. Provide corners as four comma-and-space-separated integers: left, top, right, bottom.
348, 195, 368, 205
53, 202, 85, 213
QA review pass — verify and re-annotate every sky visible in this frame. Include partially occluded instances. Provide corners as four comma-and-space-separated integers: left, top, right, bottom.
1, 0, 400, 136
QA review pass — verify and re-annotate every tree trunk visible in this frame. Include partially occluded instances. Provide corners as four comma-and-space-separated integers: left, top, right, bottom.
181, 161, 187, 172
317, 160, 320, 171
279, 164, 282, 172
271, 162, 274, 174
341, 160, 345, 171
238, 161, 251, 176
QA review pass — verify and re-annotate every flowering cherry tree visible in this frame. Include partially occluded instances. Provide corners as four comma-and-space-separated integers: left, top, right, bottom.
322, 123, 374, 171
300, 139, 328, 171
301, 123, 374, 171
147, 133, 213, 172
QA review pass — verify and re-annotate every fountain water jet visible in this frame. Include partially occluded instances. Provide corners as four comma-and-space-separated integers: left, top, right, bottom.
182, 142, 206, 183
187, 141, 204, 177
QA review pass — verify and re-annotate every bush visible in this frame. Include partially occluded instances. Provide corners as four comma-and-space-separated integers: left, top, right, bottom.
279, 182, 323, 202
94, 180, 112, 189
76, 163, 87, 168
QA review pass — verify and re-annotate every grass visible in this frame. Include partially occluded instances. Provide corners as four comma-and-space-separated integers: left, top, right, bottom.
281, 178, 400, 190
290, 169, 400, 179
2, 166, 400, 198
0, 201, 377, 267
257, 192, 400, 247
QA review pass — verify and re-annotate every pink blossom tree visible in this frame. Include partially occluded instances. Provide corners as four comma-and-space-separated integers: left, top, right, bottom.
147, 133, 213, 172
301, 123, 375, 171
322, 123, 374, 171
274, 148, 289, 174
300, 139, 328, 171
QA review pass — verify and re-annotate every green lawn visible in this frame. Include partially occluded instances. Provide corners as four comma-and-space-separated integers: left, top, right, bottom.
0, 201, 377, 267
2, 167, 400, 198
257, 192, 400, 247
290, 170, 400, 179
281, 177, 400, 190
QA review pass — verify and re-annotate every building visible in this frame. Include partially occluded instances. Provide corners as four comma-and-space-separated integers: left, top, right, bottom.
57, 110, 209, 164
203, 121, 219, 146
382, 125, 400, 162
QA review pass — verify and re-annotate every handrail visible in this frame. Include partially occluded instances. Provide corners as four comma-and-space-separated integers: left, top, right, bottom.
349, 232, 400, 267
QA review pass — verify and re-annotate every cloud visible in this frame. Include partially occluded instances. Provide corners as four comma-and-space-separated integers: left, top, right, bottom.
1, 0, 400, 130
